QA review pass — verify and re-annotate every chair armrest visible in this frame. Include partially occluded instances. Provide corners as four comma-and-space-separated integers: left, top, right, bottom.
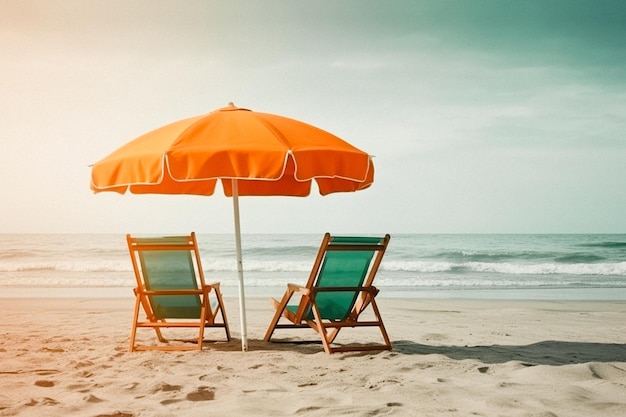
204, 282, 222, 290
287, 283, 310, 295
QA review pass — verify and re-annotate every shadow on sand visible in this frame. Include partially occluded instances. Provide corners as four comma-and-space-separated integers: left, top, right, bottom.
392, 339, 626, 366
196, 337, 626, 365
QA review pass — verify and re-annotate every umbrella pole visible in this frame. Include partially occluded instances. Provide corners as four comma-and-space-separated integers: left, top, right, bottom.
232, 179, 248, 352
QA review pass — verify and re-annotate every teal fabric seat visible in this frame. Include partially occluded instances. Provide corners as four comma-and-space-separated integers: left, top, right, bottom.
286, 237, 384, 321
138, 242, 203, 319
265, 234, 392, 354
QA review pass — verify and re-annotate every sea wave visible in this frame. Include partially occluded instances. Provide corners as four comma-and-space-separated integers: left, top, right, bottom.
0, 260, 130, 273
3, 258, 626, 276
577, 241, 626, 249
3, 234, 626, 294
465, 261, 626, 276
381, 260, 626, 276
3, 273, 625, 290
431, 250, 609, 263
372, 275, 626, 289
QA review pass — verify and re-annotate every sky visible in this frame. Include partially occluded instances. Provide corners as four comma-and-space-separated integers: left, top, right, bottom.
1, 0, 625, 235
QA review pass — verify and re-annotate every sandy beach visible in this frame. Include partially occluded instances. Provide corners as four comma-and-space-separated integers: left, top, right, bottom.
1, 296, 625, 416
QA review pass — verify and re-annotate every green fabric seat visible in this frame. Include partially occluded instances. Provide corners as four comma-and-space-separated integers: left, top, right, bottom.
138, 239, 203, 319
286, 237, 384, 321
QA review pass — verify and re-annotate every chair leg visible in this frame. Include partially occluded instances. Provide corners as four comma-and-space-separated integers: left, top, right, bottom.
154, 323, 166, 342
129, 295, 141, 352
320, 295, 392, 353
197, 304, 207, 350
370, 298, 392, 349
310, 304, 335, 354
263, 299, 284, 341
264, 290, 293, 341
214, 288, 231, 341
327, 327, 341, 344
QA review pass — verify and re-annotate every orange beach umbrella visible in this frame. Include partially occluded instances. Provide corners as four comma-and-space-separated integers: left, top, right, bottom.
90, 103, 375, 351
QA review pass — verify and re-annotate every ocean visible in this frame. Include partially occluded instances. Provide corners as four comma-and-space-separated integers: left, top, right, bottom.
1, 234, 626, 300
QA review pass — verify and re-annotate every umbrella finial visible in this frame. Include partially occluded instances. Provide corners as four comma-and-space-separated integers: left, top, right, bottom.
220, 102, 247, 112
219, 101, 240, 111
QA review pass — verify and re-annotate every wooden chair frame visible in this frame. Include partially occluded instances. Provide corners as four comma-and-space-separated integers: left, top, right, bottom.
264, 233, 392, 354
127, 232, 230, 351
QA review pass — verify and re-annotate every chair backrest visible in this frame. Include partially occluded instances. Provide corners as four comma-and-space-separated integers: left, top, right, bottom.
302, 234, 390, 321
127, 234, 205, 319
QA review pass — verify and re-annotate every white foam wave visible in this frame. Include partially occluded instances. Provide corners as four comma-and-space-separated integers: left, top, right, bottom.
2, 258, 626, 276
0, 275, 135, 287
0, 260, 131, 273
465, 261, 626, 276
201, 258, 312, 272
381, 260, 626, 276
382, 261, 453, 273
373, 277, 553, 288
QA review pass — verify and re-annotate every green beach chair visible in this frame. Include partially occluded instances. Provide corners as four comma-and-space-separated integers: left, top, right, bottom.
127, 232, 230, 351
264, 233, 392, 354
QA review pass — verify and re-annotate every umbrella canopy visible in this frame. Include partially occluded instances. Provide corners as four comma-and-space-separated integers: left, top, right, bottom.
91, 103, 374, 196
90, 103, 375, 351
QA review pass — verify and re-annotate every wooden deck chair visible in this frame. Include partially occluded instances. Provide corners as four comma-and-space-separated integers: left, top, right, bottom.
127, 232, 230, 351
264, 233, 392, 354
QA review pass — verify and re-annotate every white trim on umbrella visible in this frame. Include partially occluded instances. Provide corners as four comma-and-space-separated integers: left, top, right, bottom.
91, 151, 373, 193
